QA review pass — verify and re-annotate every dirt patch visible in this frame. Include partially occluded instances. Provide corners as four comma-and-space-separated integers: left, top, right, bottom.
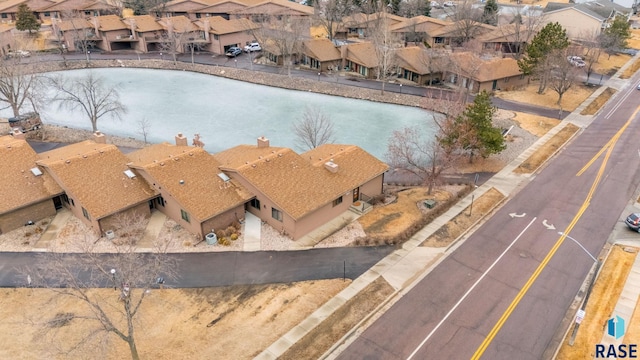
0, 280, 349, 359
556, 246, 638, 359
581, 88, 617, 116
514, 123, 579, 174
279, 277, 394, 360
511, 112, 561, 137
421, 188, 505, 247
494, 82, 597, 112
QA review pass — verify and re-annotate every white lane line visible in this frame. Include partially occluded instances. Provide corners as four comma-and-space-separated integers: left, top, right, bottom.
605, 84, 637, 119
406, 217, 538, 360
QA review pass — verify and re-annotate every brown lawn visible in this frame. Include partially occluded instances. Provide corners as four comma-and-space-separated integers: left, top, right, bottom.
593, 53, 632, 76
421, 188, 505, 247
358, 187, 458, 239
0, 280, 349, 359
495, 83, 596, 112
511, 112, 560, 137
514, 123, 579, 174
556, 246, 638, 359
581, 88, 617, 116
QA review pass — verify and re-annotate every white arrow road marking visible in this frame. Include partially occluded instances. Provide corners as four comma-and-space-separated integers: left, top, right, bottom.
509, 213, 526, 218
542, 219, 556, 230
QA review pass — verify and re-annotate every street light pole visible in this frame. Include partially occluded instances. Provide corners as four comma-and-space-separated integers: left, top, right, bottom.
399, 83, 402, 94
557, 232, 600, 346
317, 72, 321, 81
110, 268, 116, 290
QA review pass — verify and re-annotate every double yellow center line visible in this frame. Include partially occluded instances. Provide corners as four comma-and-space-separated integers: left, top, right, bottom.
471, 107, 638, 359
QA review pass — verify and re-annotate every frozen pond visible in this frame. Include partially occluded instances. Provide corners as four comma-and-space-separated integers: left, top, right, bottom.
26, 68, 438, 159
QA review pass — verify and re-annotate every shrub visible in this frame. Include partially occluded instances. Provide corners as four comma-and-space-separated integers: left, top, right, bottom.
183, 240, 192, 247
24, 232, 32, 237
226, 226, 236, 235
215, 230, 225, 239
219, 237, 231, 246
231, 220, 241, 230
230, 233, 238, 241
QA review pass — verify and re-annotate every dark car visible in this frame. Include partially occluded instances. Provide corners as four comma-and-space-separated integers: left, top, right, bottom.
225, 47, 242, 57
625, 213, 640, 232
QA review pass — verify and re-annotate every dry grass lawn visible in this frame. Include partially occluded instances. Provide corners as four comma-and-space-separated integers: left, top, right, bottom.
514, 123, 579, 174
593, 53, 632, 76
626, 28, 640, 50
581, 88, 617, 115
358, 187, 459, 239
279, 277, 394, 360
495, 83, 596, 112
621, 58, 640, 79
421, 188, 505, 247
0, 280, 349, 359
556, 246, 638, 359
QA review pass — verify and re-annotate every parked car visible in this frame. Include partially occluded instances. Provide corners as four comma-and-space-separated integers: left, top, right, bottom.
6, 50, 30, 58
244, 42, 262, 53
625, 213, 640, 232
567, 56, 585, 67
225, 47, 242, 57
443, 1, 455, 6
430, 1, 442, 8
8, 112, 42, 134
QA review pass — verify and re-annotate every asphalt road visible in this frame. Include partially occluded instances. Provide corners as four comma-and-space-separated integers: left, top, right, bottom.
337, 71, 640, 357
0, 247, 394, 288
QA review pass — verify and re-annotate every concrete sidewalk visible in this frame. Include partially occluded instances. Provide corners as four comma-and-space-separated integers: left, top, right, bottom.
33, 208, 72, 250
256, 51, 640, 360
137, 211, 167, 249
243, 212, 261, 252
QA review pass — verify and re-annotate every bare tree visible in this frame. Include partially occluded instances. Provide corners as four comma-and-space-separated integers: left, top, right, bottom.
0, 58, 43, 116
315, 0, 352, 40
369, 10, 400, 94
252, 14, 308, 76
47, 72, 127, 132
498, 9, 544, 59
578, 30, 603, 85
447, 0, 485, 46
293, 105, 336, 150
136, 117, 151, 144
548, 49, 578, 116
25, 227, 178, 360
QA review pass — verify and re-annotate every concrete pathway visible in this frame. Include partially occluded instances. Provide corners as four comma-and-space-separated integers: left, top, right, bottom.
243, 212, 261, 252
137, 211, 167, 249
597, 247, 640, 348
33, 208, 72, 250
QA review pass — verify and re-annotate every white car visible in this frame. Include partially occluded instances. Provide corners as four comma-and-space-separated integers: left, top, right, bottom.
443, 1, 455, 6
6, 50, 30, 58
430, 1, 441, 8
244, 42, 262, 53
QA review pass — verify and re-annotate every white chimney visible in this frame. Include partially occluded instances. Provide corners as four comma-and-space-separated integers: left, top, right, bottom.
257, 136, 269, 148
93, 130, 106, 144
175, 132, 188, 146
324, 161, 338, 173
11, 128, 25, 139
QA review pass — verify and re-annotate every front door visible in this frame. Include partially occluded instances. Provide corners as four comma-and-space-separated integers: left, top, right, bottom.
53, 196, 62, 210
353, 187, 359, 203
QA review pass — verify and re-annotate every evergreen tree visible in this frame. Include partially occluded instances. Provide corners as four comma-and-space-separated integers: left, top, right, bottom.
482, 0, 498, 26
15, 4, 40, 34
391, 0, 401, 14
461, 90, 504, 160
601, 15, 631, 52
423, 0, 432, 17
517, 22, 569, 93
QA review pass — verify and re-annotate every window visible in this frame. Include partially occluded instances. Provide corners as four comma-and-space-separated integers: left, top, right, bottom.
1, 14, 7, 19
69, 198, 75, 206
196, 13, 201, 18
271, 207, 282, 222
82, 207, 90, 220
250, 198, 260, 210
504, 77, 510, 83
332, 196, 343, 207
181, 209, 190, 223
214, 34, 219, 40
44, 12, 50, 17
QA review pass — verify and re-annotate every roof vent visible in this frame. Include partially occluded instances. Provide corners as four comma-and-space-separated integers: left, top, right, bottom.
179, 179, 185, 185
324, 161, 339, 173
30, 167, 42, 176
65, 160, 71, 164
124, 169, 136, 179
160, 162, 165, 166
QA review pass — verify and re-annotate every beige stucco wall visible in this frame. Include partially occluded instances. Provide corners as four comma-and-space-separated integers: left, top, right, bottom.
543, 10, 602, 40
207, 32, 255, 55
0, 199, 56, 234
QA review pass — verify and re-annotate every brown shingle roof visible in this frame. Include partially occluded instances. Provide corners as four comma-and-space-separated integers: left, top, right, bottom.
232, 0, 314, 16
389, 15, 450, 33
430, 20, 495, 38
127, 15, 163, 32
395, 46, 439, 75
57, 18, 92, 31
97, 14, 128, 31
302, 38, 341, 62
0, 136, 63, 214
476, 23, 538, 43
36, 141, 156, 220
345, 42, 378, 69
0, 0, 56, 12
128, 144, 252, 221
160, 15, 198, 32
450, 52, 522, 82
342, 12, 407, 28
215, 144, 387, 220
194, 0, 247, 13
203, 17, 258, 34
